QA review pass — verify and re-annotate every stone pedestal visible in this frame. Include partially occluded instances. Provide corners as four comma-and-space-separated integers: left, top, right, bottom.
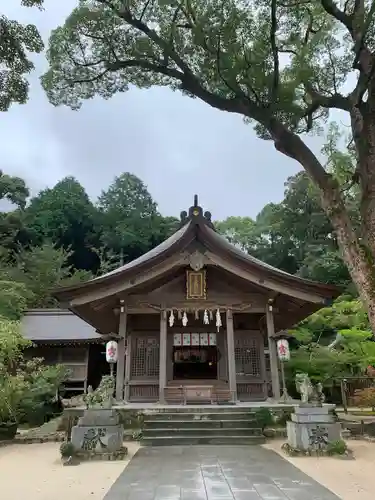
71, 409, 124, 455
287, 404, 341, 452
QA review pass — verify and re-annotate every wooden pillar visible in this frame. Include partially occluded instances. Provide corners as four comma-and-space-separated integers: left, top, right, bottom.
123, 333, 131, 402
266, 305, 281, 400
159, 309, 167, 403
115, 302, 127, 401
226, 309, 237, 402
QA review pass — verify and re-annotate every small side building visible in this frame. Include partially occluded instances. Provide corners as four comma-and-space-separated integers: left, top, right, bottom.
21, 309, 110, 394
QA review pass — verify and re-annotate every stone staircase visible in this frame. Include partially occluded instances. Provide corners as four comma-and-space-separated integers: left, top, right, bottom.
141, 408, 265, 446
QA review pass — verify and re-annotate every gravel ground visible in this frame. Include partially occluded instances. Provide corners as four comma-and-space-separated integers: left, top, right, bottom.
0, 441, 139, 500
265, 440, 375, 500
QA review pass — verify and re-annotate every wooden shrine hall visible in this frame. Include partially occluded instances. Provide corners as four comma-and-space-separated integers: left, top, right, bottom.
53, 196, 340, 404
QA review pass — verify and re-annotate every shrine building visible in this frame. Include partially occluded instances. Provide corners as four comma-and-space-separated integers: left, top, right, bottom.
52, 196, 340, 404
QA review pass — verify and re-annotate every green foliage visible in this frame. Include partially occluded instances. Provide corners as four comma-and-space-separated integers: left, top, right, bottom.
6, 243, 92, 309
215, 217, 257, 253
275, 409, 293, 427
0, 318, 68, 424
286, 345, 357, 389
60, 441, 76, 458
0, 372, 26, 423
254, 407, 274, 429
293, 299, 369, 344
326, 440, 348, 456
41, 1, 372, 138
0, 319, 30, 422
18, 359, 69, 426
98, 172, 177, 263
0, 318, 30, 369
216, 170, 350, 285
0, 170, 29, 209
0, 280, 30, 320
0, 1, 44, 111
286, 303, 375, 394
25, 177, 100, 272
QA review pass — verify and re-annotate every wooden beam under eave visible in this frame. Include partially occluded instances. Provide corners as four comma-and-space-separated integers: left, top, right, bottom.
70, 254, 188, 307
125, 305, 268, 314
205, 251, 328, 304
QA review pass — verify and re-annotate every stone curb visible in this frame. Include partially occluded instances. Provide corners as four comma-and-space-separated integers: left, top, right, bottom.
0, 434, 65, 448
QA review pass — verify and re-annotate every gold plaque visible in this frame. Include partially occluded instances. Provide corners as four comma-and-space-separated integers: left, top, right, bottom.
186, 269, 206, 300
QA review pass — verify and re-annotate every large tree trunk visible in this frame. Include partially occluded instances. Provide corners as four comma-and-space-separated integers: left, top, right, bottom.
320, 183, 375, 334
270, 120, 375, 334
357, 107, 375, 261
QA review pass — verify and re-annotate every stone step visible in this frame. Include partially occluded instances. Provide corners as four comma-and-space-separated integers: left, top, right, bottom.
142, 435, 266, 446
144, 406, 257, 412
143, 427, 263, 438
144, 411, 257, 421
143, 419, 259, 429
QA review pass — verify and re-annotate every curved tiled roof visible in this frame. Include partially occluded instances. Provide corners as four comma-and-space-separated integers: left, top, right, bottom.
91, 222, 192, 281
53, 196, 339, 301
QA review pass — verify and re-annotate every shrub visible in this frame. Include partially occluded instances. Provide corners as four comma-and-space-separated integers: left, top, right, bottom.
0, 373, 27, 423
326, 440, 348, 456
254, 408, 274, 429
60, 441, 76, 458
353, 387, 375, 412
275, 409, 293, 426
18, 361, 69, 426
0, 318, 68, 425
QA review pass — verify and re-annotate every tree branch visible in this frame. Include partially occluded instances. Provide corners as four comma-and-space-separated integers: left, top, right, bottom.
302, 86, 351, 130
106, 58, 184, 80
98, 1, 195, 77
140, 0, 155, 22
94, 1, 269, 127
269, 118, 333, 193
62, 68, 111, 89
320, 0, 354, 35
270, 0, 279, 103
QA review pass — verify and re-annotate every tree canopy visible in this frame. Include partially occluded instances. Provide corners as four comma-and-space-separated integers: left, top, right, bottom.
0, 1, 44, 111
98, 172, 178, 263
216, 169, 351, 286
25, 176, 100, 272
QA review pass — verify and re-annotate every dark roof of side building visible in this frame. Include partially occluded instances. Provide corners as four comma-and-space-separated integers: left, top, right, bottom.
21, 309, 103, 345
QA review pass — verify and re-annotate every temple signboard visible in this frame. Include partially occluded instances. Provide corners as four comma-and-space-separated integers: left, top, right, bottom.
186, 269, 206, 300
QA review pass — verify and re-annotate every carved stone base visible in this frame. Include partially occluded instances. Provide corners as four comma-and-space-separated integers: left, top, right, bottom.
287, 405, 341, 452
71, 409, 124, 454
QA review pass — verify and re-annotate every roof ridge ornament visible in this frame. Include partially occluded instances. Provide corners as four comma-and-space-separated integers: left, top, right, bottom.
179, 195, 214, 228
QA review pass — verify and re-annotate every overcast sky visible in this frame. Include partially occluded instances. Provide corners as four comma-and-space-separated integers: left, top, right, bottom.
1, 0, 328, 220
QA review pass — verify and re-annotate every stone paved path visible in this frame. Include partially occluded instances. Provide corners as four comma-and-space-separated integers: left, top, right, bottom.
104, 445, 340, 500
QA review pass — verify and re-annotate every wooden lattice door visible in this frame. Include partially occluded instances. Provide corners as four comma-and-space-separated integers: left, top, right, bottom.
131, 335, 160, 379
234, 331, 266, 401
129, 334, 160, 401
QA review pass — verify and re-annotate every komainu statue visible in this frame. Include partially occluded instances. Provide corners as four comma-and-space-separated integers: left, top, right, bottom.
83, 375, 115, 409
295, 373, 325, 406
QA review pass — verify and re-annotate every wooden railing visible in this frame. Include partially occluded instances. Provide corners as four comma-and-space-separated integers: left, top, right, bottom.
339, 377, 375, 412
